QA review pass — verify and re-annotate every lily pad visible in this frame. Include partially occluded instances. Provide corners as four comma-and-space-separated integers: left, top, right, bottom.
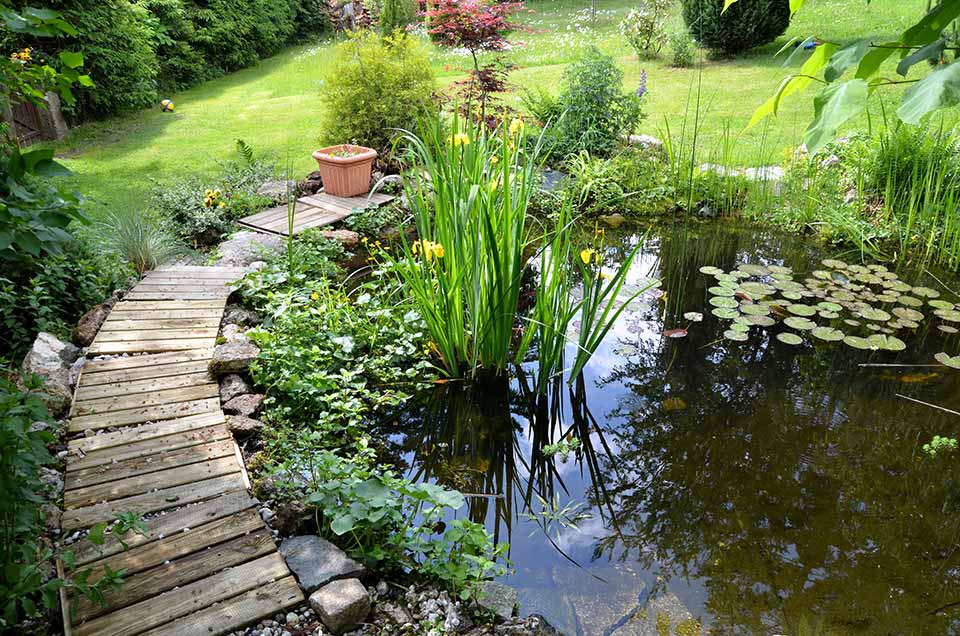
718, 279, 739, 289
730, 322, 750, 333
929, 299, 954, 310
939, 325, 959, 334
739, 303, 770, 316
843, 319, 861, 327
889, 281, 913, 292
818, 310, 840, 320
912, 286, 940, 298
699, 266, 724, 276
738, 264, 769, 276
822, 259, 847, 269
859, 307, 891, 322
744, 315, 776, 327
784, 316, 816, 330
709, 286, 735, 296
724, 329, 748, 342
768, 265, 793, 275
712, 307, 739, 320
867, 334, 906, 351
898, 295, 924, 307
892, 307, 924, 322
715, 273, 738, 282
710, 296, 739, 309
812, 270, 832, 280
781, 291, 804, 300
935, 352, 960, 369
738, 282, 775, 297
935, 309, 960, 323
843, 336, 873, 350
683, 312, 703, 322
817, 301, 843, 312
899, 319, 921, 329
776, 332, 803, 345
787, 304, 817, 317
811, 326, 845, 341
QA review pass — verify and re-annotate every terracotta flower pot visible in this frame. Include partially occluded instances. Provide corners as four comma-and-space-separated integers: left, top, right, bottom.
312, 144, 378, 197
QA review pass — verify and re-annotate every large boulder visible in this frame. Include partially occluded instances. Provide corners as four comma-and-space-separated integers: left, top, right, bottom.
279, 535, 366, 593
318, 229, 360, 250
72, 303, 111, 347
22, 332, 79, 417
209, 339, 260, 377
309, 578, 370, 635
479, 581, 519, 622
214, 231, 283, 268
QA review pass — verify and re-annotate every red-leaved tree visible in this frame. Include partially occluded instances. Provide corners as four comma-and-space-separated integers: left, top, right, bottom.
426, 0, 524, 123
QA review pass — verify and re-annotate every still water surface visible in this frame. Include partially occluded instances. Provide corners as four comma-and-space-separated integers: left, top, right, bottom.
379, 223, 960, 635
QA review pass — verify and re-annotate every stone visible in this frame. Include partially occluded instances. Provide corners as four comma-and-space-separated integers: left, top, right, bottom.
21, 332, 79, 417
279, 535, 366, 594
219, 374, 251, 403
742, 165, 786, 196
257, 180, 294, 204
627, 134, 666, 158
72, 303, 111, 347
39, 467, 64, 495
224, 393, 265, 416
209, 339, 260, 376
697, 163, 736, 178
309, 579, 370, 635
227, 415, 264, 436
478, 582, 519, 622
378, 601, 412, 627
68, 357, 86, 389
223, 304, 261, 327
598, 213, 626, 229
221, 324, 248, 343
215, 230, 284, 267
272, 499, 308, 536
318, 229, 360, 250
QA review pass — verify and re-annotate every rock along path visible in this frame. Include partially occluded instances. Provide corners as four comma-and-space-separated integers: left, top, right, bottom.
60, 266, 303, 636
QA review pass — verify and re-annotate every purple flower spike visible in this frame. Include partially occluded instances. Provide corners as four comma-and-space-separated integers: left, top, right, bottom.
637, 69, 647, 98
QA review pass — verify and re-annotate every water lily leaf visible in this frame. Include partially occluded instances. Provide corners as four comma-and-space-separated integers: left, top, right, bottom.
811, 326, 845, 341
899, 319, 920, 329
730, 322, 750, 333
777, 332, 803, 345
817, 301, 843, 312
716, 273, 738, 282
663, 328, 688, 338
936, 309, 960, 322
843, 319, 861, 327
866, 324, 882, 332
787, 304, 816, 317
936, 352, 960, 369
699, 266, 724, 275
822, 259, 847, 269
768, 265, 793, 275
738, 282, 775, 297
832, 291, 856, 301
784, 316, 816, 330
774, 279, 805, 292
929, 299, 954, 310
892, 307, 924, 322
843, 335, 873, 350
818, 310, 840, 319
868, 334, 906, 351
740, 303, 770, 316
712, 307, 739, 320
890, 282, 913, 292
812, 270, 832, 280
782, 291, 803, 300
718, 280, 739, 289
875, 294, 898, 304
710, 296, 739, 308
683, 312, 704, 322
709, 286, 736, 296
858, 307, 891, 322
738, 264, 769, 276
724, 329, 749, 342
744, 315, 776, 327
912, 286, 940, 298
939, 325, 958, 334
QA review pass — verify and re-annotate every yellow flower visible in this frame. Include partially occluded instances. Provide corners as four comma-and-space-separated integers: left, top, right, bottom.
490, 155, 499, 165
580, 249, 595, 265
450, 133, 470, 147
218, 201, 226, 208
509, 117, 524, 136
432, 243, 445, 259
310, 292, 319, 301
413, 240, 444, 261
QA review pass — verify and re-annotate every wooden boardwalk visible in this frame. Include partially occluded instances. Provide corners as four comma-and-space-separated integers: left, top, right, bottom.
237, 190, 394, 237
62, 266, 303, 636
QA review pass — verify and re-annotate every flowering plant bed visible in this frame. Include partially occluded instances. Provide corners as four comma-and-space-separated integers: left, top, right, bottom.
312, 144, 377, 197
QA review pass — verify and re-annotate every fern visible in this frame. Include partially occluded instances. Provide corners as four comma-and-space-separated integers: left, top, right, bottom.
235, 139, 256, 166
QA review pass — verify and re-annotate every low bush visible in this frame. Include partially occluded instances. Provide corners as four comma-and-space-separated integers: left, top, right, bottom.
380, 0, 416, 35
681, 0, 790, 56
669, 30, 696, 67
318, 31, 436, 154
618, 0, 672, 60
97, 211, 182, 276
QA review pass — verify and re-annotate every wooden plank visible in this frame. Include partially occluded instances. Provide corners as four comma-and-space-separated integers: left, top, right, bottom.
110, 300, 226, 311
236, 221, 284, 238
72, 553, 290, 636
104, 309, 223, 321
100, 319, 221, 331
88, 339, 216, 356
123, 292, 230, 301
136, 576, 303, 636
130, 284, 233, 293
66, 439, 236, 490
71, 491, 253, 566
68, 397, 221, 432
72, 384, 220, 417
297, 195, 359, 215
82, 350, 213, 373
58, 559, 73, 636
239, 203, 302, 225
62, 473, 245, 531
94, 328, 219, 342
68, 414, 226, 455
74, 372, 213, 401
64, 456, 241, 509
79, 360, 212, 387
74, 528, 276, 621
151, 266, 247, 274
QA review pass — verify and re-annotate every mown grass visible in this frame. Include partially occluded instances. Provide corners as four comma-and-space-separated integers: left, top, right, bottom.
57, 0, 930, 217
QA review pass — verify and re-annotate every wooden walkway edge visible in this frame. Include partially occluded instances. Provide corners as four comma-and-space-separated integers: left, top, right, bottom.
237, 190, 394, 237
60, 266, 303, 636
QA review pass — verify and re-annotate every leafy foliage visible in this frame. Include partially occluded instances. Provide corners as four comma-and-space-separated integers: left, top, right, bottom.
97, 211, 181, 276
681, 0, 790, 56
380, 0, 415, 35
669, 30, 697, 67
619, 0, 672, 60
318, 31, 436, 153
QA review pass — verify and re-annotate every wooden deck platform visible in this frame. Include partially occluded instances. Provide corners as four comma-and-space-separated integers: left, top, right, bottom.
236, 190, 395, 237
61, 266, 303, 636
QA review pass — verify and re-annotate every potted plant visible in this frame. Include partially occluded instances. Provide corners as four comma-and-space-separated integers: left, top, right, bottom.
311, 144, 378, 197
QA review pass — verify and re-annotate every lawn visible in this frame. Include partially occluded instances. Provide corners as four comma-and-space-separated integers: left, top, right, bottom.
57, 0, 927, 217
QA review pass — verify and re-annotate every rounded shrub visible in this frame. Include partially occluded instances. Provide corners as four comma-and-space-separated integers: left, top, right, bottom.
318, 31, 436, 153
681, 0, 791, 56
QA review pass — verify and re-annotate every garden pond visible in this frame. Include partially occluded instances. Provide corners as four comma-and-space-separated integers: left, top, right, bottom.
376, 222, 960, 635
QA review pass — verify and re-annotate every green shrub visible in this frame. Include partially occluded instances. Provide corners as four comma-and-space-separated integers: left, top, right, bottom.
618, 0, 672, 60
669, 30, 696, 67
294, 0, 332, 37
552, 47, 645, 158
319, 31, 436, 153
142, 0, 212, 92
98, 211, 182, 276
521, 87, 564, 126
681, 0, 790, 56
184, 0, 297, 73
380, 0, 416, 35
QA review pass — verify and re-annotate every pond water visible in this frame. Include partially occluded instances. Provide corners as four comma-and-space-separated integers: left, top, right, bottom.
377, 223, 960, 635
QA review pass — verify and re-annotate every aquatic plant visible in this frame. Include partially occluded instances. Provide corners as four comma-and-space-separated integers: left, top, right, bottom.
922, 435, 958, 458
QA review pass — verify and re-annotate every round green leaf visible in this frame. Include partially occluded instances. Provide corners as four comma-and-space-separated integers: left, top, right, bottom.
776, 332, 803, 345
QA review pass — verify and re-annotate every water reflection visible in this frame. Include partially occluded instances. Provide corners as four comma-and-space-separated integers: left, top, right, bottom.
378, 224, 960, 635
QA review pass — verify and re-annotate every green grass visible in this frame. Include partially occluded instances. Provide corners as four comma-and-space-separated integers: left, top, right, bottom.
57, 0, 931, 217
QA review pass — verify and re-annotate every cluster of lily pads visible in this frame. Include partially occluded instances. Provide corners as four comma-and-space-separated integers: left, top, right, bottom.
688, 259, 960, 366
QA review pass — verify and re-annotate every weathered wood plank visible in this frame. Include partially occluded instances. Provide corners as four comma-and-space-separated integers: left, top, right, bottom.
81, 350, 214, 373
124, 291, 230, 301
68, 413, 226, 455
71, 490, 253, 566
68, 397, 221, 433
94, 328, 220, 342
110, 300, 226, 311
88, 339, 216, 356
104, 309, 223, 322
74, 372, 213, 402
62, 473, 245, 531
66, 439, 236, 490
98, 319, 221, 331
72, 553, 290, 636
130, 284, 233, 293
136, 576, 303, 636
64, 456, 241, 509
150, 266, 246, 275
74, 528, 276, 621
72, 385, 220, 418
